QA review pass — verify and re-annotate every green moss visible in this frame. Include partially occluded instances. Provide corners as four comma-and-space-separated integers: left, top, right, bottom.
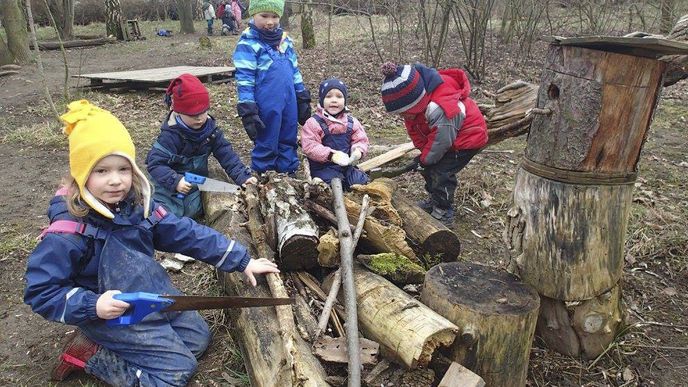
361, 253, 426, 285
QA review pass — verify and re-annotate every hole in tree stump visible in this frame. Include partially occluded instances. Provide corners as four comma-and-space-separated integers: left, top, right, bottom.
547, 84, 560, 100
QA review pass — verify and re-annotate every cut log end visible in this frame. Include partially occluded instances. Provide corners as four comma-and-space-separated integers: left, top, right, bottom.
280, 235, 319, 271
422, 231, 461, 262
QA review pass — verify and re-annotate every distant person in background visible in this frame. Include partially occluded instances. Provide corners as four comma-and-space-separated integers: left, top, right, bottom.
232, 0, 312, 175
215, 0, 226, 20
301, 78, 369, 189
379, 62, 488, 225
202, 0, 215, 35
230, 0, 244, 30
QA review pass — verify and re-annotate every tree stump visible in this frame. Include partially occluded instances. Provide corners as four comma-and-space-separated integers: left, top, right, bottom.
535, 283, 624, 359
324, 265, 458, 369
506, 167, 632, 300
421, 262, 540, 387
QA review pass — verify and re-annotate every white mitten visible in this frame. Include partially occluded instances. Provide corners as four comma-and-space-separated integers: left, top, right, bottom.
349, 149, 362, 163
331, 151, 351, 166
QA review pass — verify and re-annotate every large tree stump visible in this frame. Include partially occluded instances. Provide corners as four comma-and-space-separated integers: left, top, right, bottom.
324, 265, 458, 369
535, 283, 624, 360
261, 173, 319, 270
421, 262, 540, 387
506, 167, 632, 300
202, 190, 330, 386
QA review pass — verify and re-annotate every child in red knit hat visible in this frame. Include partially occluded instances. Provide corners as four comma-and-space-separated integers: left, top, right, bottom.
380, 62, 488, 225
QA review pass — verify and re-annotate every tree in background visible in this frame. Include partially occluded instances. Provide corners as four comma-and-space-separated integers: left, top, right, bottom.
660, 0, 677, 34
105, 0, 127, 40
0, 0, 32, 64
46, 0, 74, 39
177, 0, 195, 33
301, 0, 315, 49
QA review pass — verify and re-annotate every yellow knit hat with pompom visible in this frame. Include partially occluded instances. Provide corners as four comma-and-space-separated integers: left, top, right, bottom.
61, 100, 151, 219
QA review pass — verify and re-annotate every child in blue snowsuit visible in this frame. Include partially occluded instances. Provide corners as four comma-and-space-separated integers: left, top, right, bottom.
146, 74, 257, 220
24, 100, 279, 386
232, 0, 311, 174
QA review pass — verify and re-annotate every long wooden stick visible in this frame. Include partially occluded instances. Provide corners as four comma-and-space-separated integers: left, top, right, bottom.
316, 194, 370, 338
330, 178, 361, 387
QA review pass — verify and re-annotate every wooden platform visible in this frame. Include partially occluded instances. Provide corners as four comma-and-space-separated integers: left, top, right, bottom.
74, 65, 235, 90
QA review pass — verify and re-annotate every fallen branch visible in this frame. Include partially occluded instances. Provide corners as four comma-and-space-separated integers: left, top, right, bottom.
316, 194, 370, 339
29, 37, 116, 50
331, 178, 361, 386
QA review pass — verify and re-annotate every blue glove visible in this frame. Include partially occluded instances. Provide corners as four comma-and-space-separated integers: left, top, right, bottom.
296, 89, 312, 126
237, 102, 265, 142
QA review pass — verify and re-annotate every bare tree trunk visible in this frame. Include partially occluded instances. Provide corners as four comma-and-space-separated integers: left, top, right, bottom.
0, 37, 14, 65
46, 0, 74, 40
660, 0, 676, 34
177, 0, 195, 33
105, 0, 127, 40
301, 0, 315, 49
0, 0, 32, 64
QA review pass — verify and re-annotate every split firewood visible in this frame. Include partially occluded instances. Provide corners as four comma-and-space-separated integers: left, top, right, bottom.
313, 336, 379, 365
438, 362, 485, 387
202, 189, 329, 386
259, 172, 319, 270
324, 265, 459, 369
330, 178, 362, 385
357, 253, 425, 286
317, 228, 340, 268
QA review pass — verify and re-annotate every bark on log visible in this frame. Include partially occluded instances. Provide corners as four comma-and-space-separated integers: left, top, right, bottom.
535, 284, 624, 360
261, 173, 319, 270
505, 167, 632, 300
324, 265, 459, 369
525, 45, 665, 174
393, 194, 461, 262
202, 190, 329, 386
30, 37, 116, 50
421, 262, 540, 387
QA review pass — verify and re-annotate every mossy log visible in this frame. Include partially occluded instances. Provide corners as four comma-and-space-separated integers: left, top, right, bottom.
260, 173, 319, 270
201, 189, 329, 386
535, 284, 624, 360
505, 167, 632, 300
356, 253, 425, 286
324, 265, 458, 369
421, 262, 540, 387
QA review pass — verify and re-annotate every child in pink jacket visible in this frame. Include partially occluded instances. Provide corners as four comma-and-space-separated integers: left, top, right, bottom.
301, 78, 369, 189
230, 0, 243, 30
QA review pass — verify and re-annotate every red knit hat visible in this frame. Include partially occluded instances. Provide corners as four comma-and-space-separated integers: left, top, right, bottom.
165, 74, 210, 116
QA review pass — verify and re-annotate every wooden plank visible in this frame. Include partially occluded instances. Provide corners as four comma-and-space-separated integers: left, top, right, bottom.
74, 66, 235, 83
547, 36, 688, 58
438, 362, 485, 387
313, 336, 379, 365
357, 142, 417, 172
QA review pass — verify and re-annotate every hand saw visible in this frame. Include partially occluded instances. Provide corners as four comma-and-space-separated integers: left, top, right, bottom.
108, 292, 294, 326
176, 172, 241, 199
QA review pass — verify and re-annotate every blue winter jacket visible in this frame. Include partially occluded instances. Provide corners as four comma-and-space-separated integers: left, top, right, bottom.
146, 113, 252, 192
23, 194, 250, 326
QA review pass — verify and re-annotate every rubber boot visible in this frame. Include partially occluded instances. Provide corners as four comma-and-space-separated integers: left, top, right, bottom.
51, 330, 100, 381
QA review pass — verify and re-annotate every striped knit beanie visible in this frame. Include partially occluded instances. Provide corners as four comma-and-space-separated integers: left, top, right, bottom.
248, 0, 284, 17
380, 62, 427, 114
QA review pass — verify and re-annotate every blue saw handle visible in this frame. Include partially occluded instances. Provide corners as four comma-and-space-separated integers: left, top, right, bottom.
106, 292, 175, 327
175, 172, 207, 199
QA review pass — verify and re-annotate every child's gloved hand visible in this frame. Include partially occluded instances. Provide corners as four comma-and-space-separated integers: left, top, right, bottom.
242, 258, 280, 286
176, 176, 193, 194
349, 149, 363, 163
296, 89, 312, 126
242, 176, 258, 187
237, 102, 265, 142
330, 151, 350, 166
96, 290, 130, 320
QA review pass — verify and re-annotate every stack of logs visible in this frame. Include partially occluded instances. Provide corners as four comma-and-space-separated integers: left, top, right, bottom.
201, 170, 540, 386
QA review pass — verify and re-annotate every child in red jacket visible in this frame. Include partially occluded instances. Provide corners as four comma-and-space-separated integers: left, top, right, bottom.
380, 62, 488, 225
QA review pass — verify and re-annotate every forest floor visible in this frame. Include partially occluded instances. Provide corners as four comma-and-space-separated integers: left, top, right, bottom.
0, 16, 686, 387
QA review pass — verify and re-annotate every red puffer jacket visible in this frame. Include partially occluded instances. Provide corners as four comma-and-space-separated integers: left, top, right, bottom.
403, 69, 488, 163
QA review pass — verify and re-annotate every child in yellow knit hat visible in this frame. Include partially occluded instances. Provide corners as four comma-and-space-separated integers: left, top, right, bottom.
24, 100, 279, 384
